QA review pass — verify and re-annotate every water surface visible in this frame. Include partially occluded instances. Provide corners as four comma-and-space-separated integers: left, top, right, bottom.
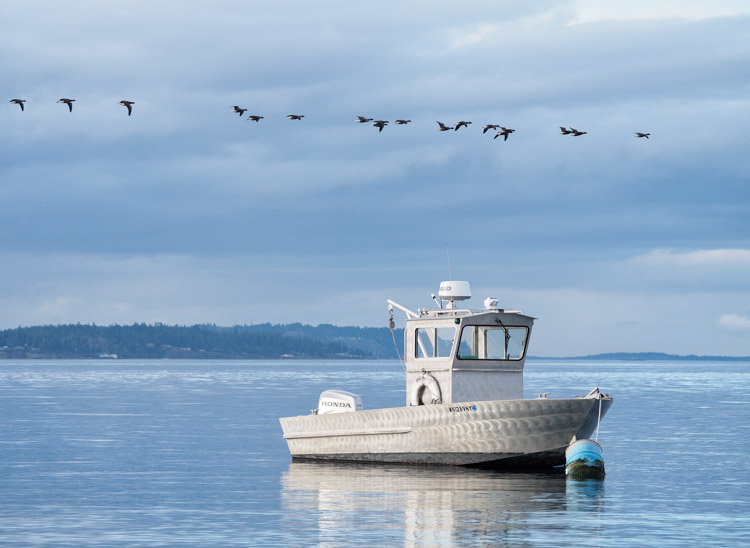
0, 359, 748, 546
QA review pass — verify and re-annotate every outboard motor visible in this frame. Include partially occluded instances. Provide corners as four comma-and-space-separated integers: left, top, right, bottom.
316, 390, 363, 415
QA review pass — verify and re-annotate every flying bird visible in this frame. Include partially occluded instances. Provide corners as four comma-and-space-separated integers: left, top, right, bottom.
559, 126, 573, 135
454, 121, 472, 131
372, 120, 388, 132
247, 115, 264, 122
394, 119, 411, 125
570, 128, 587, 136
286, 114, 305, 120
635, 132, 650, 139
57, 98, 75, 112
483, 124, 500, 134
118, 100, 134, 116
355, 116, 373, 123
10, 99, 26, 111
231, 106, 247, 117
436, 121, 452, 131
494, 127, 515, 141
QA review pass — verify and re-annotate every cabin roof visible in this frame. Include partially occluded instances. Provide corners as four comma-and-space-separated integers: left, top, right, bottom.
409, 308, 536, 324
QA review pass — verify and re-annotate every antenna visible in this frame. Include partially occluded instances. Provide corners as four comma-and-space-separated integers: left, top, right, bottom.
446, 244, 453, 280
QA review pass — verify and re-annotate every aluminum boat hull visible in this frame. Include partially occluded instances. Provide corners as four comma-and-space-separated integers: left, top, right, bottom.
280, 397, 612, 468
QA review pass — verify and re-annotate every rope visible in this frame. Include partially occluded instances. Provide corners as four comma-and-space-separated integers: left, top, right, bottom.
595, 395, 602, 442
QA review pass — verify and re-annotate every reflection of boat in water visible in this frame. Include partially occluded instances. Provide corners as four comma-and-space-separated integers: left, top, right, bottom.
280, 281, 612, 469
282, 461, 570, 546
283, 461, 568, 497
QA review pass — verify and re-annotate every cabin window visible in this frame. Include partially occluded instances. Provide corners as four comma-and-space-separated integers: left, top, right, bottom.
415, 327, 456, 359
457, 325, 528, 360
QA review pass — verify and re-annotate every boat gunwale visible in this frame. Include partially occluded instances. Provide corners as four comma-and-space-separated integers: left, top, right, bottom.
283, 426, 413, 440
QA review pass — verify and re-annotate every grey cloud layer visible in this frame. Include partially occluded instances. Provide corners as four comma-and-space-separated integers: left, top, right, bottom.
1, 1, 749, 354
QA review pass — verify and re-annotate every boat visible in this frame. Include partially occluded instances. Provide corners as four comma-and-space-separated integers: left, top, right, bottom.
279, 281, 612, 469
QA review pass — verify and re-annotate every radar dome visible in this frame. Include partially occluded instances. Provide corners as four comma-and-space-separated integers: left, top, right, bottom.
438, 281, 471, 308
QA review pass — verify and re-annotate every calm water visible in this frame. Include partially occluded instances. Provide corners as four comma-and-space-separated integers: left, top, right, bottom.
0, 359, 748, 547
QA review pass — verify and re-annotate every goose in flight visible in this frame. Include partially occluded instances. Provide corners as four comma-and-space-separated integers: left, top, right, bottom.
57, 98, 75, 112
635, 132, 650, 139
286, 114, 305, 120
483, 124, 499, 134
570, 128, 587, 136
454, 121, 472, 131
372, 120, 388, 132
355, 116, 373, 123
436, 121, 452, 131
494, 127, 515, 141
231, 106, 247, 117
247, 115, 264, 122
394, 119, 411, 125
559, 126, 573, 135
10, 99, 26, 111
118, 100, 134, 116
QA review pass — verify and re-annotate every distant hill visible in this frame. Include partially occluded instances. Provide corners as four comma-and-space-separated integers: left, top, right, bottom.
533, 352, 750, 362
1, 324, 746, 361
0, 323, 404, 360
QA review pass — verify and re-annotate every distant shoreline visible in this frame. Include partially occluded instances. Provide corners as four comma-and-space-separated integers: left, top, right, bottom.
1, 323, 747, 361
1, 353, 749, 362
530, 352, 750, 362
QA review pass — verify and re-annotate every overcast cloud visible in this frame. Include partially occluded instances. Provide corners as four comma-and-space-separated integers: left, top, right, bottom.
1, 1, 749, 356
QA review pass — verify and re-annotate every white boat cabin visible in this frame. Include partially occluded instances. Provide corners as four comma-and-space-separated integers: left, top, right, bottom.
389, 281, 535, 405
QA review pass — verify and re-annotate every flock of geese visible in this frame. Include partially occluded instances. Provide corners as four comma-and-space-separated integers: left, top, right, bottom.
9, 97, 136, 115
7, 98, 652, 140
229, 106, 652, 140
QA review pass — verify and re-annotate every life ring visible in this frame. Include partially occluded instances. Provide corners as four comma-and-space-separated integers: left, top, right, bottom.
410, 372, 442, 406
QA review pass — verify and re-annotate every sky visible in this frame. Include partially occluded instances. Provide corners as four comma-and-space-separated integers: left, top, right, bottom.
1, 0, 749, 357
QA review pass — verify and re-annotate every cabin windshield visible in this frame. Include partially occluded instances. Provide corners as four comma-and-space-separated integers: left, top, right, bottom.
415, 326, 456, 359
457, 325, 528, 360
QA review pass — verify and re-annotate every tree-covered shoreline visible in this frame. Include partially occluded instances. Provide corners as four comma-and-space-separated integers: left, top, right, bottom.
1, 323, 746, 361
0, 323, 403, 360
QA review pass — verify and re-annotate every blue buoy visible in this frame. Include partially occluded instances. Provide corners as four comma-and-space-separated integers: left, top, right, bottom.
565, 439, 605, 480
